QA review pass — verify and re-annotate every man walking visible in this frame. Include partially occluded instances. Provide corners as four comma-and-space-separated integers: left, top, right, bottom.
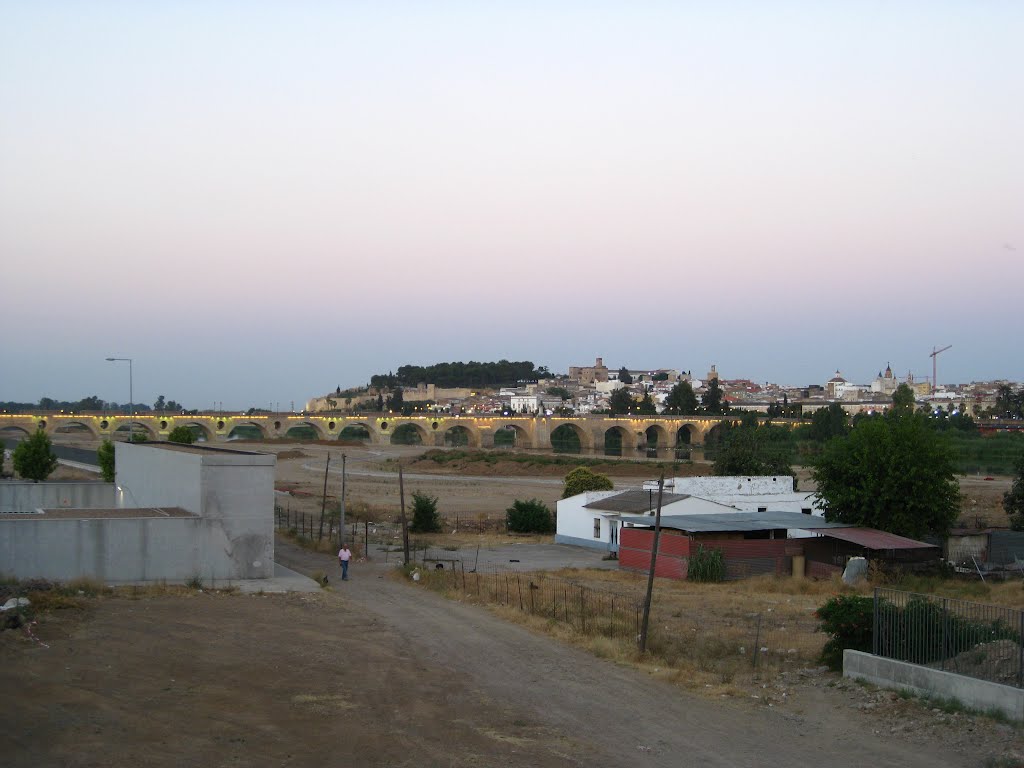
338, 543, 351, 581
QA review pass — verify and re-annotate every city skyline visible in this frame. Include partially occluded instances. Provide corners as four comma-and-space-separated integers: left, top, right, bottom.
2, 3, 1021, 408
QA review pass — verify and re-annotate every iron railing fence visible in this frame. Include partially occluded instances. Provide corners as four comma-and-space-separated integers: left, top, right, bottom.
873, 588, 1024, 688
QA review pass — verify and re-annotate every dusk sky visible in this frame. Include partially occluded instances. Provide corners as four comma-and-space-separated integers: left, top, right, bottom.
2, 2, 1021, 410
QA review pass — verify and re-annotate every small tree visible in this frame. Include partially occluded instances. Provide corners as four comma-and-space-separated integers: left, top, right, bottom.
1005, 454, 1024, 530
702, 378, 725, 414
561, 466, 613, 498
97, 440, 116, 482
167, 426, 194, 444
506, 499, 555, 533
12, 430, 59, 482
409, 491, 441, 533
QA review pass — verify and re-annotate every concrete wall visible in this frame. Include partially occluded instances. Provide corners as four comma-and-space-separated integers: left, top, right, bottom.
844, 650, 1024, 721
0, 516, 214, 582
115, 442, 275, 579
116, 444, 203, 513
0, 483, 115, 514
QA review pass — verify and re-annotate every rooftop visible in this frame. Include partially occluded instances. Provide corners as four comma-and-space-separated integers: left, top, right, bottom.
616, 510, 853, 533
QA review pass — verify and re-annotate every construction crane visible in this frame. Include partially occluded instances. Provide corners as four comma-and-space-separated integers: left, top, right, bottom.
929, 345, 952, 396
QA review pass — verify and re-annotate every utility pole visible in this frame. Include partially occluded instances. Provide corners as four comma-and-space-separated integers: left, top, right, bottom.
398, 464, 410, 565
639, 473, 665, 653
339, 454, 346, 549
930, 345, 952, 396
317, 453, 330, 541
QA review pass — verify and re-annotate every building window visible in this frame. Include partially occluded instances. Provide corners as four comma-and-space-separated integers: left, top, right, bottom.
593, 518, 601, 538
757, 507, 767, 513
802, 508, 812, 515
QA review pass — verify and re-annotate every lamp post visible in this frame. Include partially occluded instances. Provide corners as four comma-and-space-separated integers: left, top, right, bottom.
106, 357, 132, 439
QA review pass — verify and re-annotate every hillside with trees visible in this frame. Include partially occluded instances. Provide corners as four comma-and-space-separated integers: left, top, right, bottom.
370, 360, 551, 389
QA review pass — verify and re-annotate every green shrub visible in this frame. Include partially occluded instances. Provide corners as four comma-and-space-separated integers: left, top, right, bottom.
97, 440, 116, 482
687, 545, 725, 583
816, 594, 875, 670
12, 430, 58, 482
409, 491, 441, 533
167, 426, 194, 444
561, 466, 613, 498
505, 499, 555, 533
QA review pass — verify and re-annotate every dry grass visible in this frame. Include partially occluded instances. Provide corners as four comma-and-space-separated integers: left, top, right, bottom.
402, 566, 839, 697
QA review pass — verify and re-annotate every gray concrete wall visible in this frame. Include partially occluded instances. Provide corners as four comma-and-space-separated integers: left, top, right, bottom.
0, 482, 115, 514
0, 516, 212, 582
844, 650, 1024, 721
116, 443, 203, 513
116, 442, 275, 579
555, 533, 611, 551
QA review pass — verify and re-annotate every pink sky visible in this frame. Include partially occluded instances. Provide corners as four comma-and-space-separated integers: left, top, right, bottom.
1, 3, 1021, 408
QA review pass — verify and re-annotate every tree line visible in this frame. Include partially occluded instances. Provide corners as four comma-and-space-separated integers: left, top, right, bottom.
370, 360, 552, 390
1, 395, 185, 413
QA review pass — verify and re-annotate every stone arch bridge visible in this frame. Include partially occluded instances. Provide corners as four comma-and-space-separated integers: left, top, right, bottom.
0, 412, 783, 454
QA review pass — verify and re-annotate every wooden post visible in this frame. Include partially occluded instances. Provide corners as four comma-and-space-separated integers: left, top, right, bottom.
399, 464, 410, 566
639, 473, 665, 653
339, 454, 347, 548
364, 519, 369, 560
317, 453, 331, 541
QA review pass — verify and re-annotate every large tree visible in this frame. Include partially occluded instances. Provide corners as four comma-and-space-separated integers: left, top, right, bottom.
808, 402, 849, 443
812, 409, 960, 540
663, 381, 699, 415
712, 414, 795, 477
702, 379, 726, 414
12, 430, 59, 482
608, 387, 635, 415
617, 367, 633, 385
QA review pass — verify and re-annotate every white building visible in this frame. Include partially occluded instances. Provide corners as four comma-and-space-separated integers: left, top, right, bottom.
555, 489, 738, 551
510, 394, 541, 413
642, 476, 820, 516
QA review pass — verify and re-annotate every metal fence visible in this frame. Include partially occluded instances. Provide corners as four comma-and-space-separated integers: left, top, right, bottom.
874, 588, 1024, 688
426, 567, 645, 640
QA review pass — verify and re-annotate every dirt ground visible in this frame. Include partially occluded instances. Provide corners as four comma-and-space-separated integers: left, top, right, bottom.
4, 539, 1022, 767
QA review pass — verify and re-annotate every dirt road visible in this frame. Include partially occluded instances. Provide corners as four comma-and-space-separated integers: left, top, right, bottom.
1, 536, 1013, 767
274, 540, 974, 767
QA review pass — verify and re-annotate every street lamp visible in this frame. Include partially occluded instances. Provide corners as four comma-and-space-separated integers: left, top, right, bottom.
106, 357, 132, 439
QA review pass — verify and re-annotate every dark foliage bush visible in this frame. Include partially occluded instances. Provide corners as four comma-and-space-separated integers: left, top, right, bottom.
816, 594, 875, 670
505, 499, 555, 534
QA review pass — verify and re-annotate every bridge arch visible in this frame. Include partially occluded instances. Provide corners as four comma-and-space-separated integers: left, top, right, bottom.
53, 420, 100, 439
337, 422, 372, 442
227, 422, 269, 440
285, 421, 327, 441
181, 421, 215, 442
113, 421, 157, 441
443, 424, 478, 448
549, 422, 591, 454
0, 425, 33, 440
643, 424, 670, 451
603, 426, 631, 456
675, 424, 697, 445
390, 422, 427, 446
493, 423, 530, 449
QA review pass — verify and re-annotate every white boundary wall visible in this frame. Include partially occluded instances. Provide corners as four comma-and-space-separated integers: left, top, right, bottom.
844, 650, 1024, 721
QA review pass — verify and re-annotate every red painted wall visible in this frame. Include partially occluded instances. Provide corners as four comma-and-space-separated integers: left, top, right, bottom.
620, 528, 800, 581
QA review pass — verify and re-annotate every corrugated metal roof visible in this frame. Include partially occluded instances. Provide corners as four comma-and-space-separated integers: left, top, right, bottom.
616, 511, 853, 533
584, 489, 690, 514
815, 527, 937, 550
